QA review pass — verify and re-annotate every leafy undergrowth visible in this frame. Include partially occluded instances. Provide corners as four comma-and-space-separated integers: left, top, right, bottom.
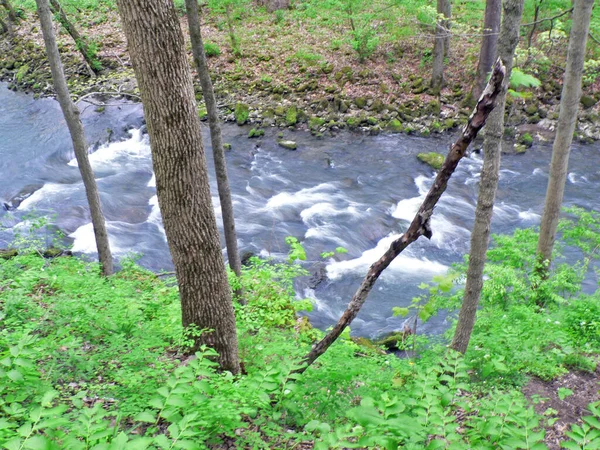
2, 209, 600, 449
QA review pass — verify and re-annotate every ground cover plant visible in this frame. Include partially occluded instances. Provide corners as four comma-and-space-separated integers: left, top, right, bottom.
1, 208, 600, 448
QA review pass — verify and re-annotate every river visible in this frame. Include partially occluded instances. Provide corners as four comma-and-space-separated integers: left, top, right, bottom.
1, 83, 599, 338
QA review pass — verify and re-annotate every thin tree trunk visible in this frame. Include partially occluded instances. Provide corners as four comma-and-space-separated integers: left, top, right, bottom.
471, 0, 502, 100
48, 0, 98, 77
536, 0, 594, 275
35, 0, 113, 276
1, 0, 18, 24
295, 59, 506, 374
442, 0, 451, 57
185, 0, 242, 284
527, 0, 543, 50
451, 0, 524, 354
116, 0, 240, 373
430, 0, 447, 95
225, 4, 240, 57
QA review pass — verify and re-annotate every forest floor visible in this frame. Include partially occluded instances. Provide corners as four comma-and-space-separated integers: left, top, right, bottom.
1, 0, 600, 149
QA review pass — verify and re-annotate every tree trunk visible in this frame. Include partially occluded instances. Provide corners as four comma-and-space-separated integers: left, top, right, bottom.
295, 59, 506, 374
185, 0, 242, 284
35, 0, 113, 277
471, 0, 502, 100
116, 0, 240, 373
431, 0, 450, 94
536, 0, 594, 275
0, 16, 9, 35
48, 0, 98, 77
1, 0, 18, 24
451, 0, 524, 354
442, 0, 451, 57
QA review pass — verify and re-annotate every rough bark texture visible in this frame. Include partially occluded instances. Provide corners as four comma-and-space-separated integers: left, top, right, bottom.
442, 0, 451, 57
35, 0, 113, 277
471, 0, 502, 100
451, 0, 524, 354
430, 0, 448, 95
116, 0, 240, 373
185, 0, 242, 281
48, 0, 98, 77
296, 60, 506, 374
536, 0, 594, 273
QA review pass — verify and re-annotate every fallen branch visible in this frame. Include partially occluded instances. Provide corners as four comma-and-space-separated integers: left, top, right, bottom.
293, 58, 506, 375
589, 32, 600, 46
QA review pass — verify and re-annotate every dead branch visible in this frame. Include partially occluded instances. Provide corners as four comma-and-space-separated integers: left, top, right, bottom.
293, 58, 507, 375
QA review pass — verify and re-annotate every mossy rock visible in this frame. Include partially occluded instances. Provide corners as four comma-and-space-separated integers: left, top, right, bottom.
525, 104, 538, 116
514, 144, 528, 154
444, 118, 457, 130
278, 140, 297, 150
262, 108, 275, 119
308, 116, 326, 131
427, 100, 441, 116
43, 247, 72, 258
375, 332, 406, 351
370, 98, 385, 113
420, 127, 431, 137
0, 249, 18, 260
320, 62, 334, 74
223, 143, 232, 151
274, 105, 285, 116
248, 128, 265, 138
581, 95, 598, 109
518, 132, 534, 148
346, 117, 361, 129
366, 116, 378, 126
234, 102, 250, 125
355, 97, 368, 109
285, 106, 298, 126
417, 152, 445, 170
351, 337, 387, 355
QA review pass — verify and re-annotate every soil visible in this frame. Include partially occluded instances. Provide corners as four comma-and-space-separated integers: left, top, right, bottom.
523, 365, 600, 450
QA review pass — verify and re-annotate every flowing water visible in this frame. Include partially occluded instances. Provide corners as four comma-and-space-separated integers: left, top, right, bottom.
2, 83, 600, 338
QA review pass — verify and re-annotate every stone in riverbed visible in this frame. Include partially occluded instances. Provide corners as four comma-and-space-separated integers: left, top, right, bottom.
278, 140, 297, 150
417, 152, 445, 170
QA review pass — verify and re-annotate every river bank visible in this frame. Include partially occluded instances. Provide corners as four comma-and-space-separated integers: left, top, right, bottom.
1, 3, 600, 150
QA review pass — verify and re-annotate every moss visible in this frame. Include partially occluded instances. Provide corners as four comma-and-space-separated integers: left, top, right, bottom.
285, 106, 298, 126
234, 102, 250, 125
355, 97, 367, 109
417, 152, 445, 170
274, 105, 285, 116
248, 128, 265, 138
346, 117, 361, 129
308, 116, 326, 131
443, 118, 456, 130
386, 119, 403, 133
366, 116, 378, 126
518, 132, 534, 148
15, 64, 29, 83
223, 143, 232, 151
581, 95, 597, 109
525, 104, 538, 116
514, 144, 527, 154
0, 249, 18, 260
278, 140, 297, 150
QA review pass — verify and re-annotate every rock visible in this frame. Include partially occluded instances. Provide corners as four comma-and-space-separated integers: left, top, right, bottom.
351, 337, 386, 355
234, 102, 249, 125
285, 106, 297, 126
581, 95, 597, 109
223, 143, 232, 151
43, 247, 72, 258
308, 116, 325, 131
514, 144, 528, 154
278, 140, 297, 150
248, 128, 265, 138
346, 116, 361, 129
417, 152, 445, 170
355, 97, 367, 109
321, 62, 334, 74
525, 104, 538, 116
241, 251, 257, 266
518, 132, 534, 148
0, 249, 18, 260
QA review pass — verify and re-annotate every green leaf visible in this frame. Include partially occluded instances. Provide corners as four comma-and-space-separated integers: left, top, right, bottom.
558, 388, 574, 401
134, 411, 156, 423
392, 307, 409, 317
7, 369, 24, 382
23, 435, 51, 450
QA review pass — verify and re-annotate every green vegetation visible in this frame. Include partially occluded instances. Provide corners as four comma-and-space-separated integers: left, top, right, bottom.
203, 41, 221, 57
2, 209, 600, 448
417, 151, 445, 170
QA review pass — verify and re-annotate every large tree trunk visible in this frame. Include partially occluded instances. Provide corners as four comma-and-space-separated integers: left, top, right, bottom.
48, 0, 98, 77
116, 0, 240, 373
295, 59, 506, 374
185, 0, 242, 284
451, 0, 524, 354
430, 0, 449, 95
471, 0, 502, 100
35, 0, 113, 277
536, 0, 594, 275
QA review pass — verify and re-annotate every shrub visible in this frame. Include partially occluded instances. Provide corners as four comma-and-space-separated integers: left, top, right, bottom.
204, 41, 221, 57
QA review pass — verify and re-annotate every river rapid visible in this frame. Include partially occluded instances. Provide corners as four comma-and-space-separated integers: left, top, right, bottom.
2, 83, 600, 338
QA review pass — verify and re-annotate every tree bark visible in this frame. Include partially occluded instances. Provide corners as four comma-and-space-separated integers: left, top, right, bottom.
0, 16, 9, 35
430, 0, 448, 95
48, 0, 98, 77
442, 0, 451, 57
116, 0, 240, 373
35, 0, 113, 277
185, 0, 242, 283
536, 0, 594, 275
295, 59, 506, 374
451, 0, 524, 354
471, 0, 502, 100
